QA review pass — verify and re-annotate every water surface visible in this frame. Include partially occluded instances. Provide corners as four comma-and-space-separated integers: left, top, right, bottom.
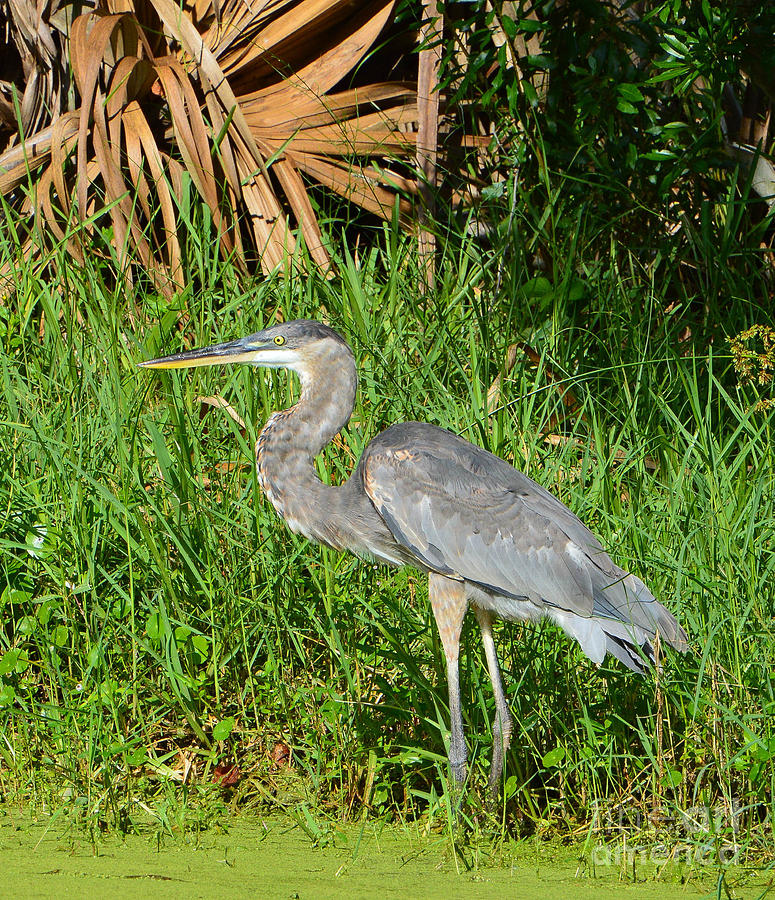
1, 811, 767, 899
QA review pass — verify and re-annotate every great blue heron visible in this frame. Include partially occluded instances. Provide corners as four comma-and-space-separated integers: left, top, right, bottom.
140, 319, 688, 795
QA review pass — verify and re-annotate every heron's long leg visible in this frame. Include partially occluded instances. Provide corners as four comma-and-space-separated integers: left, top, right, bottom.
474, 606, 513, 796
428, 573, 469, 787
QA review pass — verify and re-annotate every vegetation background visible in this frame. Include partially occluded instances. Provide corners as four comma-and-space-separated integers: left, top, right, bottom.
0, 0, 774, 871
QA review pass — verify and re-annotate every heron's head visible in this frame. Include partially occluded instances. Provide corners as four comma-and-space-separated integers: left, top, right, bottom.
139, 319, 353, 381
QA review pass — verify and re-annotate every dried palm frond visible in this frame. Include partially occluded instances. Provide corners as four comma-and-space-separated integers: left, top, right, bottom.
0, 0, 429, 292
0, 0, 77, 141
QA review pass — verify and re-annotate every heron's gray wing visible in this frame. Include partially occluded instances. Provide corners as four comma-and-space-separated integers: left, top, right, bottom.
361, 423, 608, 613
361, 423, 687, 658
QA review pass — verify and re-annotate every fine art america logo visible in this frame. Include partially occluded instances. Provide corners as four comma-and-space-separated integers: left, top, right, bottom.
590, 800, 742, 867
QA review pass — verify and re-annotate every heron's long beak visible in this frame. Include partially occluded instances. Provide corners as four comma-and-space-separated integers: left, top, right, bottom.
139, 337, 265, 370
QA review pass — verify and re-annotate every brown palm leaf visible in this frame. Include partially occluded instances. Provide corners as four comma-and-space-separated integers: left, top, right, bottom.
0, 0, 423, 292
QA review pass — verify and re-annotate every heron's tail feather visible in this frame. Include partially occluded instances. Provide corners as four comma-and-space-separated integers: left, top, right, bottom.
592, 567, 687, 646
604, 632, 652, 674
551, 566, 688, 674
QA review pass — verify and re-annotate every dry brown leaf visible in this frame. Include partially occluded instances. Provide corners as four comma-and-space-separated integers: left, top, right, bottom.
0, 0, 467, 289
196, 394, 248, 430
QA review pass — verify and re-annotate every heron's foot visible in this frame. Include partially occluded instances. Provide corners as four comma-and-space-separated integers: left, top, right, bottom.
486, 714, 512, 804
486, 749, 506, 800
447, 728, 468, 787
484, 776, 506, 820
446, 751, 468, 820
448, 768, 467, 812
449, 756, 467, 787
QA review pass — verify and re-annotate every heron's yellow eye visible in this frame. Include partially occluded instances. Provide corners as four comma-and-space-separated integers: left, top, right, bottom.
273, 335, 285, 346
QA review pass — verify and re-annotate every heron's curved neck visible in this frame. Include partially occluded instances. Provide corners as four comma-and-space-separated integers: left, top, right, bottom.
256, 349, 357, 542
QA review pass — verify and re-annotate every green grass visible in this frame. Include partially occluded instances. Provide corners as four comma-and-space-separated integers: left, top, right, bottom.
0, 182, 773, 872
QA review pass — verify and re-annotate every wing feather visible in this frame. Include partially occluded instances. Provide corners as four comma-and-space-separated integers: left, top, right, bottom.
361, 422, 688, 654
362, 423, 606, 616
